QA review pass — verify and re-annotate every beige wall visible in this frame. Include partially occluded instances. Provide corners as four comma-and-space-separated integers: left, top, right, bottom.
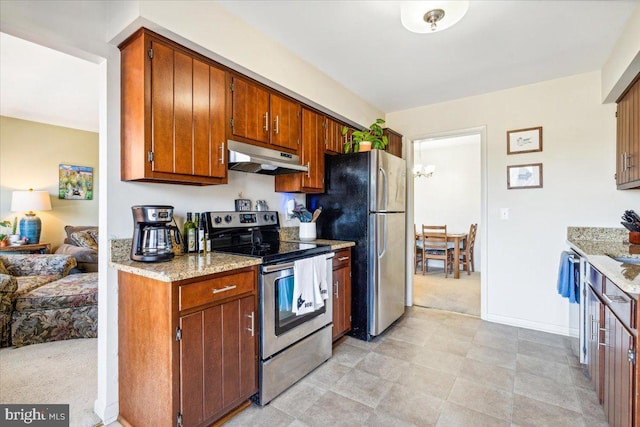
388, 71, 638, 335
0, 116, 99, 249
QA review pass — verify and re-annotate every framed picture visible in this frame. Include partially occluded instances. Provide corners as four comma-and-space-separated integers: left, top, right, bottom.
507, 126, 542, 154
507, 163, 543, 189
59, 164, 93, 200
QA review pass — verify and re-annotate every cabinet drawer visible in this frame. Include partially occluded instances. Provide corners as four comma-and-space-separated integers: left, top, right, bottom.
587, 264, 603, 295
603, 278, 635, 331
333, 248, 352, 269
180, 270, 255, 311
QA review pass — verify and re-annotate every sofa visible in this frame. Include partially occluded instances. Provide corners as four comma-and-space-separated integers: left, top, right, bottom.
0, 254, 98, 347
54, 225, 99, 273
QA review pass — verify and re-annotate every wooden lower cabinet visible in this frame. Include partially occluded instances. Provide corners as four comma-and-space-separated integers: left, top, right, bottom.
332, 248, 352, 341
586, 264, 636, 427
118, 267, 258, 427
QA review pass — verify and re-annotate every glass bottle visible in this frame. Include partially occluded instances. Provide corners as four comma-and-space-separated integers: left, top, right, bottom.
183, 212, 197, 253
198, 213, 206, 255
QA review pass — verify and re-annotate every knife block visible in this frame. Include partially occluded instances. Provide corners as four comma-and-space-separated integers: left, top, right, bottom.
630, 232, 640, 245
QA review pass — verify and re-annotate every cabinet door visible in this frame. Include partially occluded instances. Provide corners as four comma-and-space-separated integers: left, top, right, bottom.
192, 63, 227, 179
332, 268, 344, 340
586, 285, 603, 402
325, 117, 344, 154
270, 93, 301, 152
384, 129, 403, 158
150, 39, 176, 175
603, 307, 634, 427
301, 108, 325, 191
616, 74, 640, 189
180, 296, 256, 426
231, 76, 270, 144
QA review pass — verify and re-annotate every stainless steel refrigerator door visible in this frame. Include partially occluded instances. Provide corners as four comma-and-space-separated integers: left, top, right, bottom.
370, 150, 407, 213
368, 212, 406, 336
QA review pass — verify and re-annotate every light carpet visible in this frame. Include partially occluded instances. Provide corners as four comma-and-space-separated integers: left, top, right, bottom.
0, 338, 101, 427
413, 269, 481, 316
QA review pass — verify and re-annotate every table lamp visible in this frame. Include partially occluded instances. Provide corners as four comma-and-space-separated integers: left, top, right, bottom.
11, 189, 52, 244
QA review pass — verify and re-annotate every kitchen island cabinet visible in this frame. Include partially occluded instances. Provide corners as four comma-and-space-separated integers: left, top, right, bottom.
120, 28, 227, 186
586, 268, 636, 427
616, 73, 639, 189
118, 266, 258, 427
332, 247, 352, 341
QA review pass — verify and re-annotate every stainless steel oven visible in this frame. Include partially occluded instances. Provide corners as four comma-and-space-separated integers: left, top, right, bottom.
258, 254, 333, 405
205, 211, 334, 406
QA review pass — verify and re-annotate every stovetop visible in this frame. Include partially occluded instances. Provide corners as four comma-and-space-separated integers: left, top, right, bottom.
213, 240, 331, 264
204, 210, 331, 264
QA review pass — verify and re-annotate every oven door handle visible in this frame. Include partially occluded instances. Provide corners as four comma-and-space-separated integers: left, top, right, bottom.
261, 253, 335, 273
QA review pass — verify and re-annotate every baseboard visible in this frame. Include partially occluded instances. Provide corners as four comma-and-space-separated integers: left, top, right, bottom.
484, 313, 579, 338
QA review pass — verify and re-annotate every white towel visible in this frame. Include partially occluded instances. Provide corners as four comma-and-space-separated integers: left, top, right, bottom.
293, 255, 328, 315
293, 257, 317, 315
313, 255, 329, 307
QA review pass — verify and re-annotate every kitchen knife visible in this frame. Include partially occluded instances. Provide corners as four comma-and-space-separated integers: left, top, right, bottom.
621, 221, 640, 232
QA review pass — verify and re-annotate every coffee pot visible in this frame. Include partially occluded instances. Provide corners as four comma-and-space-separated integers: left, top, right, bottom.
131, 205, 181, 262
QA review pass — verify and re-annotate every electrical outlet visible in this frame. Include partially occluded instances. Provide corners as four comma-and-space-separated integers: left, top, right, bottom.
500, 208, 510, 220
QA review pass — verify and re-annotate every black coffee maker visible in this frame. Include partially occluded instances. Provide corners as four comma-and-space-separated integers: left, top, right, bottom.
131, 205, 181, 262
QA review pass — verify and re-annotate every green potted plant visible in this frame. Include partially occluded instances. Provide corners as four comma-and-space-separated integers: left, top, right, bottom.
0, 218, 19, 244
342, 118, 389, 153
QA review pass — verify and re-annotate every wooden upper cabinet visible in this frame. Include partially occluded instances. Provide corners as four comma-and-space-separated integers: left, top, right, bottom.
119, 29, 227, 185
275, 108, 324, 193
616, 73, 640, 189
325, 117, 345, 154
230, 75, 270, 145
229, 75, 301, 153
383, 128, 403, 158
270, 93, 301, 151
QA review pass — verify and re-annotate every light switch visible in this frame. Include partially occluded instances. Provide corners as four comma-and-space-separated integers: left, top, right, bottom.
500, 208, 510, 220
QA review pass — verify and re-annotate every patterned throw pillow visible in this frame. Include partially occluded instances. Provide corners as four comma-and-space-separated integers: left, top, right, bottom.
88, 228, 99, 245
70, 230, 99, 251
0, 259, 8, 275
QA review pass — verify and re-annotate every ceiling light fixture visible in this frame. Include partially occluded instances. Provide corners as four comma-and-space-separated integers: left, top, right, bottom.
401, 1, 469, 34
413, 164, 435, 179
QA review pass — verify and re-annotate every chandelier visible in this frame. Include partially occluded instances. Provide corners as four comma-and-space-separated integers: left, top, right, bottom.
413, 164, 435, 179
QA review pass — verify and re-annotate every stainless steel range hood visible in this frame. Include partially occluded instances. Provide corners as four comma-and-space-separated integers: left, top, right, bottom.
227, 140, 308, 175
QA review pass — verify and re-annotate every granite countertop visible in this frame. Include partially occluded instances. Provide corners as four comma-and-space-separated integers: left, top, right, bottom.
567, 227, 640, 295
109, 237, 355, 282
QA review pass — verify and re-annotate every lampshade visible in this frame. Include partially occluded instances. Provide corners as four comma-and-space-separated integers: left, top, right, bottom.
401, 1, 469, 34
11, 190, 52, 213
11, 189, 52, 244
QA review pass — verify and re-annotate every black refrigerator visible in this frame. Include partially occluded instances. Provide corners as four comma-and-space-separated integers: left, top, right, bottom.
307, 150, 407, 341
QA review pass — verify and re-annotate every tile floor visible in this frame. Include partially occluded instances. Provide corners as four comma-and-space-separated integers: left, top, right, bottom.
223, 306, 607, 427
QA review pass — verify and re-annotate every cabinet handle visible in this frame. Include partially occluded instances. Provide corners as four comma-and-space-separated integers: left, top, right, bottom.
219, 142, 225, 165
264, 112, 269, 132
212, 285, 237, 294
274, 115, 279, 134
626, 152, 633, 169
338, 256, 350, 261
306, 162, 311, 178
334, 281, 339, 298
247, 311, 255, 337
599, 327, 611, 347
602, 292, 628, 305
590, 316, 598, 340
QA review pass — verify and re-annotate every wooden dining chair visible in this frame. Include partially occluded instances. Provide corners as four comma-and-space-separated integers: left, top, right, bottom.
421, 225, 455, 277
414, 224, 424, 274
459, 223, 478, 275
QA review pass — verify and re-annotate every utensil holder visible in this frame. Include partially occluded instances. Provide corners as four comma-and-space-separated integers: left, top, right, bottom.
299, 222, 317, 241
630, 232, 640, 245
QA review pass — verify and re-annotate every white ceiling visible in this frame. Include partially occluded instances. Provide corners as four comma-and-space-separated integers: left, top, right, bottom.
219, 0, 638, 112
0, 32, 99, 132
0, 1, 636, 133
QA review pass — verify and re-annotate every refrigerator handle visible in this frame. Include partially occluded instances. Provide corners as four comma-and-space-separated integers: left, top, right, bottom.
379, 167, 388, 210
378, 214, 387, 258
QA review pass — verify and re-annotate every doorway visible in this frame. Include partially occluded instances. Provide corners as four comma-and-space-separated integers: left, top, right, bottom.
412, 132, 481, 316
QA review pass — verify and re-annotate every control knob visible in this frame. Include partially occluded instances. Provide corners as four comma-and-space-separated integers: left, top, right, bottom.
224, 215, 233, 223
214, 216, 222, 224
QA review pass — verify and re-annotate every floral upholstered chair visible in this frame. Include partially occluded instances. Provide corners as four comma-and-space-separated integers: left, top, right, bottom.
0, 254, 77, 347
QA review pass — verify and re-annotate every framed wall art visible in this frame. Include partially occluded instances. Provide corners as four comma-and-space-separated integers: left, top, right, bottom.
507, 163, 543, 189
507, 126, 542, 154
59, 164, 94, 200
